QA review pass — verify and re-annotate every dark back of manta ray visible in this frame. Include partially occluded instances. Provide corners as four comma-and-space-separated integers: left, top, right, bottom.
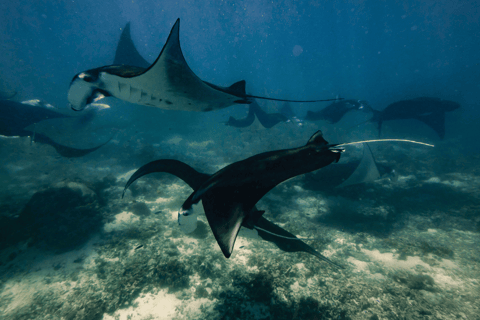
0, 100, 70, 136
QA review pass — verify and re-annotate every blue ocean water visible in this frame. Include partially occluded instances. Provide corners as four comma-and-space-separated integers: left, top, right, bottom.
0, 1, 479, 319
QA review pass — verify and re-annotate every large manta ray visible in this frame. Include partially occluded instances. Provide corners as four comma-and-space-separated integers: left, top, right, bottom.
368, 97, 460, 139
0, 99, 109, 157
123, 131, 344, 266
68, 19, 338, 112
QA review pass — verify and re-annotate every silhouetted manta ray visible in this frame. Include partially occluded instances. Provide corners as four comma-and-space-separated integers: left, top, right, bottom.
305, 99, 370, 124
68, 19, 338, 111
0, 99, 109, 157
0, 100, 70, 136
225, 104, 255, 127
123, 131, 344, 266
225, 100, 289, 129
251, 101, 289, 128
121, 159, 342, 267
367, 97, 460, 139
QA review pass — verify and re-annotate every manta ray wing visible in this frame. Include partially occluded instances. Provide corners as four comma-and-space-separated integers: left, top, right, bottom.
0, 100, 71, 136
123, 159, 209, 198
250, 101, 288, 129
337, 143, 381, 188
255, 216, 343, 269
416, 111, 446, 139
33, 134, 110, 158
200, 189, 250, 257
114, 22, 151, 69
225, 104, 256, 128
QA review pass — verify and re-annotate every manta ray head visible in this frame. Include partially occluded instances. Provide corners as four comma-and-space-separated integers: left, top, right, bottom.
68, 71, 108, 111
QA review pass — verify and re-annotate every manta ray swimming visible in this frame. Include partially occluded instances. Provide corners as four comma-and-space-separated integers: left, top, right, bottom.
0, 99, 110, 157
123, 133, 433, 264
305, 99, 371, 124
68, 19, 339, 112
366, 97, 460, 139
123, 131, 344, 267
122, 157, 343, 268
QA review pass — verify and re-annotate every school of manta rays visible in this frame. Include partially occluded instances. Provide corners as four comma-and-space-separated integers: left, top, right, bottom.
2, 18, 461, 269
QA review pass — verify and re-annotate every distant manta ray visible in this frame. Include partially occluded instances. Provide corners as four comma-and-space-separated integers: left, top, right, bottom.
0, 99, 109, 157
305, 99, 370, 124
367, 97, 460, 139
123, 131, 344, 267
68, 19, 339, 112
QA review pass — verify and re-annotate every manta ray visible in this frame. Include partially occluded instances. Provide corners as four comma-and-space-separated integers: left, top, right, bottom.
123, 131, 344, 266
367, 97, 460, 139
68, 19, 338, 112
305, 99, 370, 124
0, 99, 109, 157
122, 158, 343, 268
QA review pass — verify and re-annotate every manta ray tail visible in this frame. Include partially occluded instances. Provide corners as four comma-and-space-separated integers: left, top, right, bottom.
245, 94, 341, 104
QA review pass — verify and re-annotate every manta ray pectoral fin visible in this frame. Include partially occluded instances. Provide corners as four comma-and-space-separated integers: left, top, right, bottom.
337, 144, 380, 188
416, 112, 445, 139
255, 216, 344, 269
114, 22, 151, 68
307, 130, 329, 145
122, 159, 210, 198
36, 134, 111, 158
200, 192, 247, 258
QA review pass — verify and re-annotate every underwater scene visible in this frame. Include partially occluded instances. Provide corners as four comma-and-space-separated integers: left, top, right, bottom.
0, 1, 479, 319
